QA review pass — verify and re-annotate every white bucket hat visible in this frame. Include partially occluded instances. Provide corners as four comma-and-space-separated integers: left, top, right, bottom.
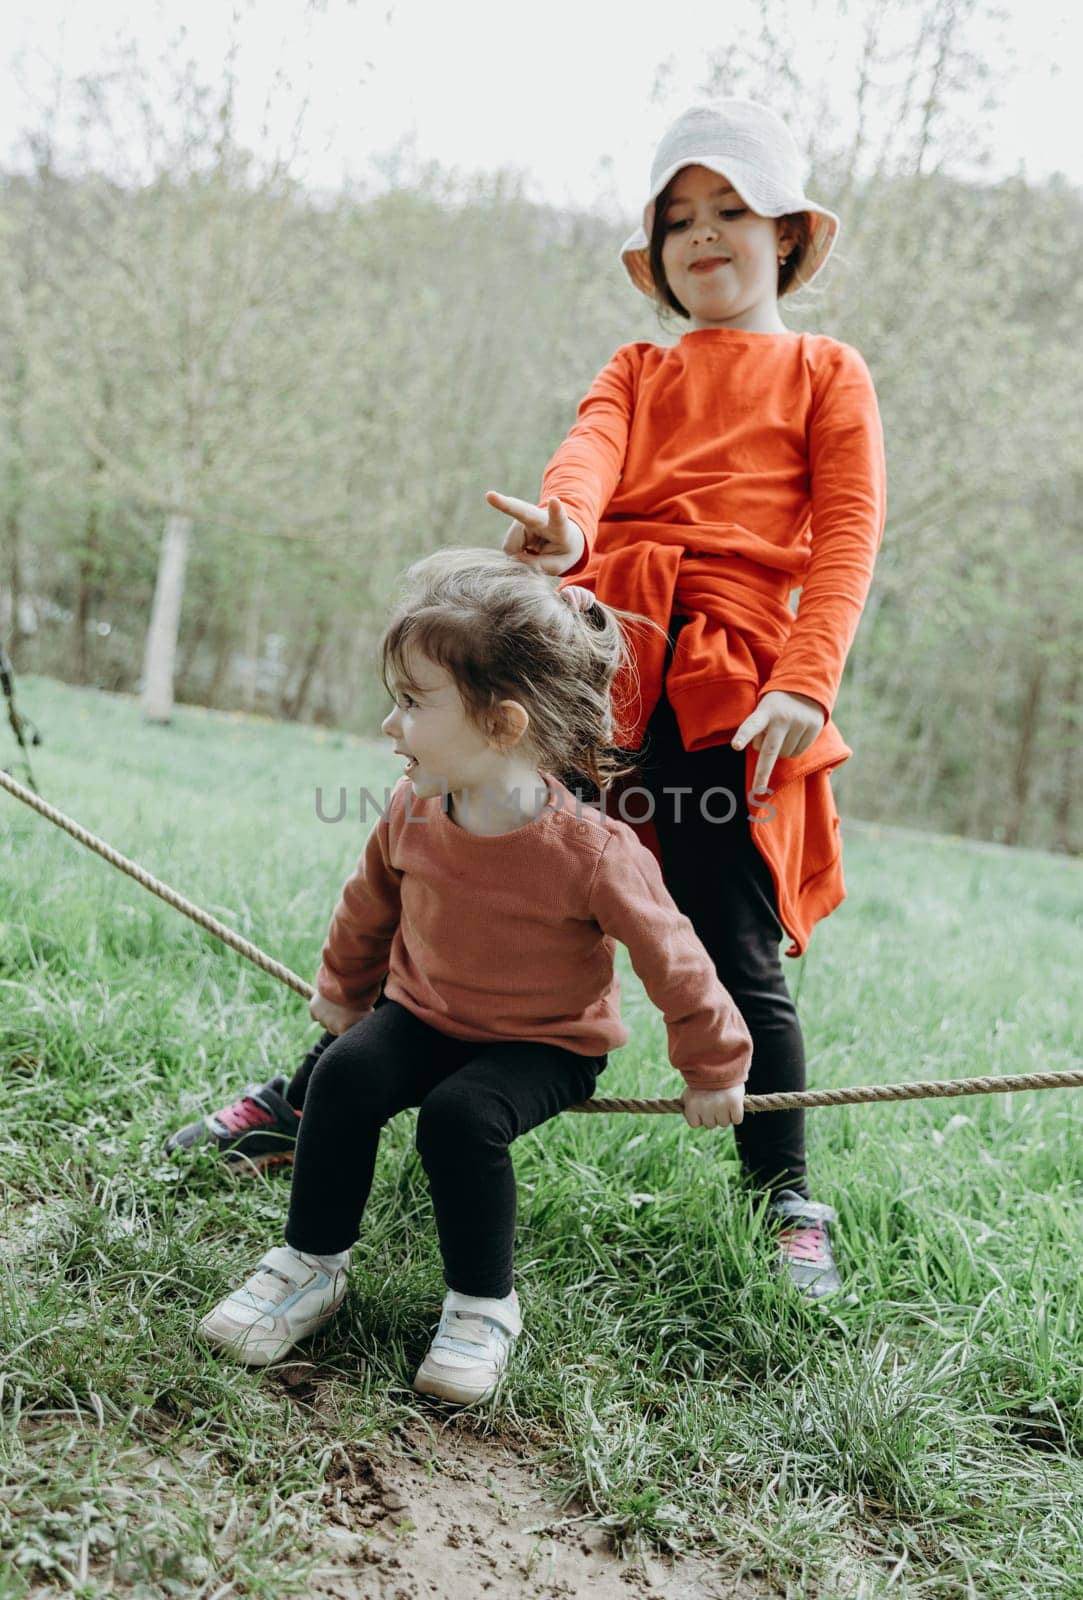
620, 101, 840, 299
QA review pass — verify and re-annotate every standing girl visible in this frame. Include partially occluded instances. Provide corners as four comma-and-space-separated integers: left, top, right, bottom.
487, 100, 888, 1299
198, 550, 752, 1401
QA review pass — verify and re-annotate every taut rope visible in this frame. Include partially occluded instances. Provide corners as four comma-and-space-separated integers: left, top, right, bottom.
4, 767, 1081, 1114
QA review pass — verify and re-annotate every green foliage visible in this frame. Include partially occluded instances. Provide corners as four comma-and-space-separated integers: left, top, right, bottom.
0, 31, 1080, 835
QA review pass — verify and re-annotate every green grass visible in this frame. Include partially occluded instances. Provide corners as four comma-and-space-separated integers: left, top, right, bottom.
2, 673, 1082, 1599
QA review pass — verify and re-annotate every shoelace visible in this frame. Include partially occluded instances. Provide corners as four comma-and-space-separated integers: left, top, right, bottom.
777, 1222, 828, 1264
216, 1095, 276, 1134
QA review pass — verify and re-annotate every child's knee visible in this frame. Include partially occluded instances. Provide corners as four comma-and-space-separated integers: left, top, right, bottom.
307, 1033, 391, 1117
415, 1079, 507, 1160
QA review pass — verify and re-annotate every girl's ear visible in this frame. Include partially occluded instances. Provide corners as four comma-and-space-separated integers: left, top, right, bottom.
776, 220, 796, 259
491, 699, 531, 749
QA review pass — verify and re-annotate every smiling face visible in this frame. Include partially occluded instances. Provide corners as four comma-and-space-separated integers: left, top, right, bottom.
380, 644, 538, 811
657, 164, 796, 332
380, 648, 500, 800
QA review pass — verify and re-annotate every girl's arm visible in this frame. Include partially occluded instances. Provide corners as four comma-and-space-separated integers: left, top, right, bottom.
488, 345, 638, 580
759, 343, 888, 715
313, 812, 402, 1013
587, 827, 753, 1092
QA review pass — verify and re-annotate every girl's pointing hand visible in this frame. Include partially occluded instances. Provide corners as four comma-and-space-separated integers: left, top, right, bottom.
486, 490, 586, 577
732, 690, 826, 795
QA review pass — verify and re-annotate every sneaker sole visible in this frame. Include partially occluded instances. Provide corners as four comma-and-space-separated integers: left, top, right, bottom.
772, 1258, 844, 1301
164, 1138, 297, 1171
412, 1367, 500, 1404
222, 1150, 297, 1177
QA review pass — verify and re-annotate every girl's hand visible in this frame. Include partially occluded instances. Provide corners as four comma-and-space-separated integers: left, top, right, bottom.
309, 990, 371, 1036
732, 690, 826, 795
681, 1083, 745, 1129
486, 490, 586, 577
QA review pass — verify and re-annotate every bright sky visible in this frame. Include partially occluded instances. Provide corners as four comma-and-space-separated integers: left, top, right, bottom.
3, 0, 1080, 216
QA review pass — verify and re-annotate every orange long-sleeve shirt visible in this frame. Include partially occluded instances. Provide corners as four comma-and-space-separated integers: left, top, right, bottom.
542, 327, 888, 955
316, 773, 752, 1090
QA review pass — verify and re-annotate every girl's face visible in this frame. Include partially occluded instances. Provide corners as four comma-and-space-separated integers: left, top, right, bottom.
381, 647, 521, 802
659, 164, 794, 332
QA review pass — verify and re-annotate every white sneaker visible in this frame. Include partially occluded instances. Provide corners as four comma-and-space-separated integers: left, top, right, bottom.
413, 1288, 521, 1404
199, 1246, 347, 1366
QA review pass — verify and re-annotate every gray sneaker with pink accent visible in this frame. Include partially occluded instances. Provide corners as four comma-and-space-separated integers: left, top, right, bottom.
768, 1191, 842, 1299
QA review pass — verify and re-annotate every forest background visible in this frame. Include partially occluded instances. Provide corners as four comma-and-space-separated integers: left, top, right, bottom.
2, 0, 1080, 853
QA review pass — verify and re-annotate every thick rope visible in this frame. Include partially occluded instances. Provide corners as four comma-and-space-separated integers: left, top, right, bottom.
1, 767, 312, 1000
4, 766, 1082, 1115
575, 1069, 1083, 1114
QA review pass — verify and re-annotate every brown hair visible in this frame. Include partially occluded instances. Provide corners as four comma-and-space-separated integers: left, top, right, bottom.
646, 172, 813, 323
380, 548, 669, 793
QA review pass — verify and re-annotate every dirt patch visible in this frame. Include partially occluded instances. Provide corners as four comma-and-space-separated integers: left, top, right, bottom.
0, 1200, 74, 1262
306, 1417, 776, 1600
6, 1362, 782, 1597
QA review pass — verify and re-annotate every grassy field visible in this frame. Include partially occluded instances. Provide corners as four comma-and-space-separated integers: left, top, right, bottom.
2, 674, 1082, 1599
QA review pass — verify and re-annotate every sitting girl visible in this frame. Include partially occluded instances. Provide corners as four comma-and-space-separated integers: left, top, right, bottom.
198, 548, 752, 1403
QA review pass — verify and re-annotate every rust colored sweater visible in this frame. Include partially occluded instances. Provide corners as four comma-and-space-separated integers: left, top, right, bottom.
543, 327, 888, 956
315, 773, 752, 1090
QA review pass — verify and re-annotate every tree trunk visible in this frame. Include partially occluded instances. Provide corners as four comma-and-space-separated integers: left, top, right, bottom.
75, 494, 102, 685
280, 627, 328, 720
1003, 657, 1044, 846
241, 563, 266, 712
4, 350, 27, 658
177, 599, 214, 690
207, 622, 234, 707
4, 505, 23, 656
1052, 659, 1079, 855
141, 512, 193, 723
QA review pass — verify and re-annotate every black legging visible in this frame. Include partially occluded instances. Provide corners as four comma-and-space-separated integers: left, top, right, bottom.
284, 996, 606, 1298
627, 619, 809, 1197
